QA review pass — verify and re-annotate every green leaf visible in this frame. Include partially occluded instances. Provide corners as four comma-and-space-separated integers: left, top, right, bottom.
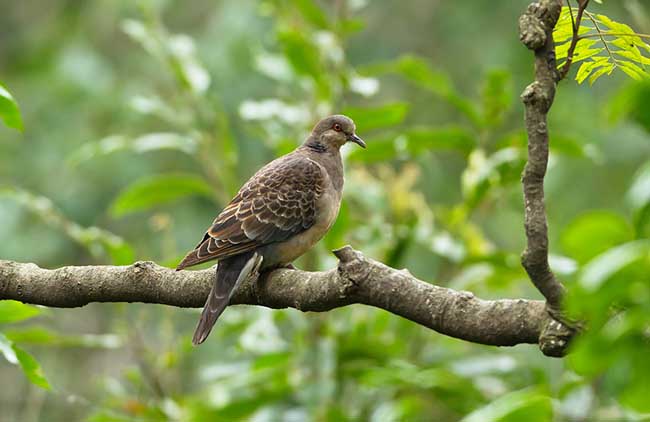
111, 173, 214, 217
481, 69, 512, 127
12, 343, 51, 390
0, 83, 23, 132
341, 103, 409, 132
0, 301, 40, 324
627, 161, 650, 235
277, 29, 322, 80
461, 388, 552, 422
554, 7, 577, 43
576, 58, 607, 84
4, 326, 122, 348
618, 61, 647, 81
588, 62, 615, 85
579, 240, 650, 292
0, 333, 50, 389
555, 9, 650, 84
561, 211, 634, 264
292, 0, 329, 29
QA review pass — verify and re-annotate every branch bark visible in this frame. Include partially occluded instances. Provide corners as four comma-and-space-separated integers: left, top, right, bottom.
0, 246, 555, 349
519, 0, 577, 356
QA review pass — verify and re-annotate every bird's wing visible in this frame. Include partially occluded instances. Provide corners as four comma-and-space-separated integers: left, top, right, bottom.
177, 153, 326, 269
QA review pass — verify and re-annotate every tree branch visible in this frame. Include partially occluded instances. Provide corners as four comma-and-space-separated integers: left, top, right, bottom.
518, 0, 577, 357
0, 246, 556, 349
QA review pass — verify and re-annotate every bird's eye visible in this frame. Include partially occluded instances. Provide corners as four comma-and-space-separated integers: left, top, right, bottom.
333, 123, 342, 132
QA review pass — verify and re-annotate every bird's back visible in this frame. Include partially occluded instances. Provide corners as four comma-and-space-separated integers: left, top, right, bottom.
176, 148, 335, 270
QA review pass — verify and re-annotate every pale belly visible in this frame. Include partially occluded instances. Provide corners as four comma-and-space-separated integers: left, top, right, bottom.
259, 188, 341, 269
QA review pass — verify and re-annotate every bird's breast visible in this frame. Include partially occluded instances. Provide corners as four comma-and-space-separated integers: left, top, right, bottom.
259, 184, 341, 269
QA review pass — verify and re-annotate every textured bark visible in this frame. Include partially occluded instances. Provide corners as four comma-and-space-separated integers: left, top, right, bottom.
0, 246, 550, 348
519, 0, 576, 357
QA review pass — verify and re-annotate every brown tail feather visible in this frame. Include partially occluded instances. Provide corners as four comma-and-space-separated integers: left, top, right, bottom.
192, 252, 262, 345
176, 248, 215, 271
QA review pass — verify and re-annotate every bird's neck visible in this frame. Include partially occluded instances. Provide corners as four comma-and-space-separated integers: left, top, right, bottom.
299, 142, 344, 192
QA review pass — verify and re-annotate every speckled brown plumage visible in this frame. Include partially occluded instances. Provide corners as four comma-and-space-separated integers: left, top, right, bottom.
178, 114, 365, 345
176, 153, 327, 269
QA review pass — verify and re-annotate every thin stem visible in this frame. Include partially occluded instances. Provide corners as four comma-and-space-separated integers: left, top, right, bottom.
567, 0, 577, 33
558, 0, 590, 80
584, 10, 622, 68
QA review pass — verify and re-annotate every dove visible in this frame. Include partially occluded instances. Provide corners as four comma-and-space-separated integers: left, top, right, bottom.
177, 115, 365, 345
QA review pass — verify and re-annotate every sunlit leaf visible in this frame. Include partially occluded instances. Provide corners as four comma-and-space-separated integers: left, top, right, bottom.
111, 173, 214, 217
0, 333, 50, 390
555, 8, 650, 84
0, 83, 23, 132
0, 301, 40, 324
12, 344, 51, 389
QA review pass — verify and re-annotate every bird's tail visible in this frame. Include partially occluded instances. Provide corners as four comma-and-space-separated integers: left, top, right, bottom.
192, 252, 262, 346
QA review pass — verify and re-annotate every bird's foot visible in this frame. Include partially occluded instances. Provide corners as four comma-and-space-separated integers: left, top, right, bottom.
281, 263, 297, 270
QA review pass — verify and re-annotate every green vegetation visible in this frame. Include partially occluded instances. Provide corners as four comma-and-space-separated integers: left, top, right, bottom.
1, 1, 649, 420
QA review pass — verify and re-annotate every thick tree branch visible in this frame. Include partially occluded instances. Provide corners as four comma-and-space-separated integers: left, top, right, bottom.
0, 246, 556, 349
519, 0, 576, 357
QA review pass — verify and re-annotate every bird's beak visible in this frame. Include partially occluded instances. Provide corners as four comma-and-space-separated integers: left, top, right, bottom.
348, 133, 366, 148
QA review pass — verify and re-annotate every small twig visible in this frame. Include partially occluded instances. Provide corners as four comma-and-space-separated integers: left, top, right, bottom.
558, 0, 591, 80
583, 10, 623, 70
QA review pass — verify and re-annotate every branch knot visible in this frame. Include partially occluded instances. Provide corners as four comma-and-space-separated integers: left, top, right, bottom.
519, 1, 562, 50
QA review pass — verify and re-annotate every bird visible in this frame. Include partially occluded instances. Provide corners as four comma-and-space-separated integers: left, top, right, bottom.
177, 115, 365, 345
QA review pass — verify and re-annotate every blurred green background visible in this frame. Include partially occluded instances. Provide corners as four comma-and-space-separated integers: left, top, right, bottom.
1, 0, 650, 420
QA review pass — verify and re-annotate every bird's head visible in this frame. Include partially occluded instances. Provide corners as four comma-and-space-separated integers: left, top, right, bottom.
306, 115, 366, 152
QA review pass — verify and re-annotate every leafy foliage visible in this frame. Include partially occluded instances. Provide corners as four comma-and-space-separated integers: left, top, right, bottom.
555, 6, 650, 84
0, 83, 22, 131
110, 173, 214, 217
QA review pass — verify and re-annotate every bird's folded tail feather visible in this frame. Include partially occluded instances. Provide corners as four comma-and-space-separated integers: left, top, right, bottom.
192, 252, 262, 346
